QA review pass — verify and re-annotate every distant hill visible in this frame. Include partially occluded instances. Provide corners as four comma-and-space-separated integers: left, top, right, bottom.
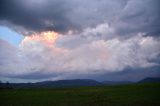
101, 81, 133, 85
0, 79, 102, 88
35, 79, 102, 87
138, 77, 160, 83
1, 77, 160, 89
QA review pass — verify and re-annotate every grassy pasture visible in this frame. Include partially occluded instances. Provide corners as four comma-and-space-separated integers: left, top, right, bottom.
0, 83, 160, 106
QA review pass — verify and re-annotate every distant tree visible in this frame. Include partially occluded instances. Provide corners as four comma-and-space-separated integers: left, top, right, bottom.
6, 81, 10, 88
27, 82, 32, 88
28, 82, 31, 84
6, 81, 12, 89
6, 81, 9, 85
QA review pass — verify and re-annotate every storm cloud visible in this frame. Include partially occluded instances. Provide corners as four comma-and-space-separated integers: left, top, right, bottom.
0, 0, 160, 37
0, 0, 160, 82
0, 28, 160, 81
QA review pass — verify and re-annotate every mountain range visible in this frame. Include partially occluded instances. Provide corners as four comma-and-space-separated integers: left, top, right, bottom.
0, 77, 160, 88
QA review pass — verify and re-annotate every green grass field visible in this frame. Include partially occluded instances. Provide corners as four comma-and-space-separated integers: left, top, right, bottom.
0, 83, 160, 106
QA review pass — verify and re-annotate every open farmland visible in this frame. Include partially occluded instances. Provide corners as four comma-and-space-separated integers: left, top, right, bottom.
0, 83, 160, 106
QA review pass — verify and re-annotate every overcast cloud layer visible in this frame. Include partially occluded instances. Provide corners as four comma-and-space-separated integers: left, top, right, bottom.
0, 0, 160, 36
0, 0, 160, 82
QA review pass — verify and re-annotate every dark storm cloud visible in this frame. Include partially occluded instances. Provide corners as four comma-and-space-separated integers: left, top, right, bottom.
1, 66, 160, 81
0, 0, 77, 33
0, 0, 159, 37
8, 72, 60, 80
109, 66, 160, 81
87, 66, 160, 81
114, 0, 160, 37
13, 66, 160, 81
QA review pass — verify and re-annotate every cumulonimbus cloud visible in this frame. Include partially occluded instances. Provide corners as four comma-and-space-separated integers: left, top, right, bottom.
0, 23, 159, 80
0, 0, 160, 82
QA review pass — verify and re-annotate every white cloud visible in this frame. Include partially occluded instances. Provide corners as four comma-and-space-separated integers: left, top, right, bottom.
0, 23, 160, 80
19, 28, 160, 75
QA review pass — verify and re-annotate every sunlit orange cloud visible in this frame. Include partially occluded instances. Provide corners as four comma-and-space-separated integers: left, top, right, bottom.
21, 31, 69, 55
21, 31, 59, 46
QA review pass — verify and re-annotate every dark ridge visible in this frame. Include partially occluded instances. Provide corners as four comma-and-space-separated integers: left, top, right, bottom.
0, 79, 102, 88
101, 80, 134, 85
138, 77, 160, 83
35, 79, 102, 87
1, 77, 160, 89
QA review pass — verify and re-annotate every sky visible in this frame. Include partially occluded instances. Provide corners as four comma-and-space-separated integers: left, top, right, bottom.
0, 0, 160, 83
